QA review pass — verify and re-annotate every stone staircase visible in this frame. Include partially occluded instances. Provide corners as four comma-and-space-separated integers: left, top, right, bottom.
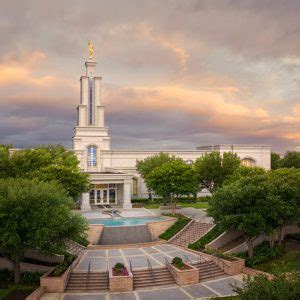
193, 261, 225, 281
132, 267, 175, 289
66, 240, 87, 256
65, 271, 108, 292
171, 221, 214, 247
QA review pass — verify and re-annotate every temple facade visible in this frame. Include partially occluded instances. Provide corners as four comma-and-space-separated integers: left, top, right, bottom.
73, 58, 272, 210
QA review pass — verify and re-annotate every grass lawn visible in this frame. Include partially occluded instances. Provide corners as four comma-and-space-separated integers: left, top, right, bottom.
0, 289, 10, 300
254, 250, 300, 274
144, 201, 209, 209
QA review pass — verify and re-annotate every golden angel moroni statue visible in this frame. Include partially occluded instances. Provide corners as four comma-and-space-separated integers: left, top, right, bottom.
88, 41, 94, 59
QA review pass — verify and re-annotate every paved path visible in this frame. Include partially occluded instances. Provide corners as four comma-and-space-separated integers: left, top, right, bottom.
74, 244, 202, 272
41, 275, 244, 299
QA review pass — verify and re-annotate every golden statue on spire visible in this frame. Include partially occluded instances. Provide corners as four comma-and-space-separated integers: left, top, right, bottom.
88, 41, 94, 59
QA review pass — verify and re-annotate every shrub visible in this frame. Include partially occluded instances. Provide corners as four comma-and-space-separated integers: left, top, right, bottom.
234, 272, 300, 299
159, 215, 190, 240
73, 236, 89, 247
0, 269, 43, 285
235, 242, 284, 267
172, 257, 184, 269
189, 224, 224, 250
114, 263, 125, 270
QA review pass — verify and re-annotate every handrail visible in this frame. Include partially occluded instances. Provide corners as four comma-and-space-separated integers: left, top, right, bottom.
183, 254, 193, 265
164, 257, 171, 271
147, 258, 155, 285
129, 259, 133, 273
86, 260, 91, 289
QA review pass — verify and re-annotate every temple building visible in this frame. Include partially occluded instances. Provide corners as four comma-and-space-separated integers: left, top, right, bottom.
74, 57, 271, 210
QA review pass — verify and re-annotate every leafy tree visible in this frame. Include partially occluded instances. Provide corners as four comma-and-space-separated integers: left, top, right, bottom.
225, 166, 266, 185
267, 168, 300, 244
146, 159, 198, 213
271, 152, 282, 169
281, 151, 300, 168
235, 272, 300, 300
0, 178, 88, 283
0, 144, 13, 178
208, 174, 276, 258
0, 145, 89, 199
194, 151, 240, 193
136, 152, 175, 199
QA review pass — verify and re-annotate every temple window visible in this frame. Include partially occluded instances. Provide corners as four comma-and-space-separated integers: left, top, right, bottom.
87, 145, 97, 166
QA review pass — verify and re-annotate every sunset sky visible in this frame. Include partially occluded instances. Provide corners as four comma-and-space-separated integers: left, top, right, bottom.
0, 0, 299, 153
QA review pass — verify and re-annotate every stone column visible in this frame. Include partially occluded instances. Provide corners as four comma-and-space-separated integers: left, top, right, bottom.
123, 180, 132, 209
81, 192, 91, 210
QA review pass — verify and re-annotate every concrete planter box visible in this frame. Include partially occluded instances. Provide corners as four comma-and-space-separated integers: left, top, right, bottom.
109, 267, 133, 292
40, 268, 69, 293
40, 254, 81, 292
212, 256, 245, 276
169, 263, 198, 286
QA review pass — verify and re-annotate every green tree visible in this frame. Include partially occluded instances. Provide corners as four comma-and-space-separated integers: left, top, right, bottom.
267, 168, 300, 244
0, 144, 13, 178
146, 159, 198, 213
0, 178, 88, 283
271, 152, 282, 169
194, 151, 240, 193
208, 174, 275, 258
225, 166, 266, 185
1, 145, 89, 199
136, 152, 175, 199
235, 272, 300, 300
281, 151, 300, 168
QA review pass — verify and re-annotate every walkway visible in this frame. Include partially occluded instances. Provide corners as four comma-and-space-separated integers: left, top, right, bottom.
74, 244, 201, 272
41, 275, 244, 299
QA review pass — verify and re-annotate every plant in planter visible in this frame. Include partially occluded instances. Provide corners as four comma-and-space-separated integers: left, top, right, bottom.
171, 257, 192, 270
112, 263, 129, 276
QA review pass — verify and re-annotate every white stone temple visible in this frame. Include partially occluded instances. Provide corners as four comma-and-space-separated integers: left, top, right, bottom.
74, 57, 271, 210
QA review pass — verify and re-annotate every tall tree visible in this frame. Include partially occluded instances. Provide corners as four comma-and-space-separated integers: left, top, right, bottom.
271, 152, 282, 169
281, 151, 300, 168
208, 174, 276, 258
0, 145, 89, 199
194, 151, 240, 193
146, 159, 198, 213
0, 178, 88, 283
267, 168, 300, 244
136, 152, 175, 198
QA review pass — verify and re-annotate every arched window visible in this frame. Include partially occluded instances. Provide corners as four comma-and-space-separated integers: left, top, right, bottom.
241, 157, 255, 167
87, 145, 97, 166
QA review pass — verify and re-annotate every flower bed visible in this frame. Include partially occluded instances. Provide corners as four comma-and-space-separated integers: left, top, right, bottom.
109, 263, 133, 292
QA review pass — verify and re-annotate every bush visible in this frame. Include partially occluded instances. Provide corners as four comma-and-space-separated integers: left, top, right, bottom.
235, 242, 284, 267
189, 224, 224, 250
114, 263, 125, 270
234, 272, 300, 299
0, 269, 43, 285
73, 236, 89, 247
172, 257, 184, 269
159, 215, 190, 240
51, 253, 76, 277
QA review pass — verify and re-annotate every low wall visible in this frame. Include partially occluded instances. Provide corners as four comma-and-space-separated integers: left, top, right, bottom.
147, 218, 177, 240
26, 287, 45, 300
0, 258, 51, 273
24, 249, 64, 264
206, 228, 241, 250
87, 224, 104, 245
169, 264, 198, 286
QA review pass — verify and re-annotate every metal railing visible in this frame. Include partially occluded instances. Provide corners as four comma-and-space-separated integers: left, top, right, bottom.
86, 260, 91, 289
129, 259, 133, 273
183, 254, 193, 266
147, 258, 155, 285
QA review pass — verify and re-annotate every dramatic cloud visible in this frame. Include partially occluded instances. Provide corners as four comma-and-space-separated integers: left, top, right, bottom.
0, 0, 299, 153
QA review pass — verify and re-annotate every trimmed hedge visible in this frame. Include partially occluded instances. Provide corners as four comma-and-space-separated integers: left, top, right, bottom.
188, 224, 224, 250
0, 269, 44, 285
159, 214, 191, 240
